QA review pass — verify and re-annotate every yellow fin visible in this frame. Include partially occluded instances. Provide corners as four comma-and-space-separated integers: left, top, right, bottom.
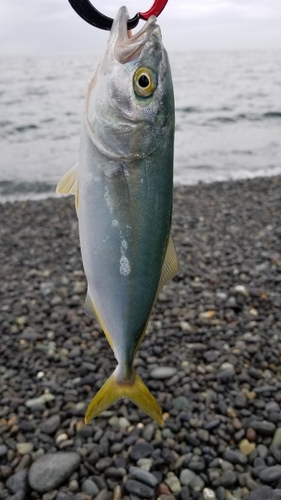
85, 368, 163, 425
56, 163, 79, 212
157, 234, 179, 293
84, 290, 96, 318
84, 290, 114, 350
128, 371, 163, 425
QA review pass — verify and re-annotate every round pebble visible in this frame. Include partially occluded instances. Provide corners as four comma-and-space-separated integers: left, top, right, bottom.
273, 429, 281, 449
239, 439, 255, 456
203, 488, 216, 500
259, 466, 281, 484
130, 442, 154, 461
82, 479, 99, 496
180, 469, 196, 486
129, 466, 158, 487
125, 479, 154, 499
150, 367, 177, 379
40, 416, 61, 435
28, 452, 81, 493
0, 446, 8, 458
165, 473, 181, 494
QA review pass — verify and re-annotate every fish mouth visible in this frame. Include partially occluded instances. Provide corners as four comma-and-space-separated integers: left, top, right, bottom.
110, 6, 160, 63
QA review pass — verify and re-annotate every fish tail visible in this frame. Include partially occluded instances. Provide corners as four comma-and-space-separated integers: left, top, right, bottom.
85, 367, 163, 425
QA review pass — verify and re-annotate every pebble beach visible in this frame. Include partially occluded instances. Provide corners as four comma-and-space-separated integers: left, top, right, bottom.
1, 175, 281, 500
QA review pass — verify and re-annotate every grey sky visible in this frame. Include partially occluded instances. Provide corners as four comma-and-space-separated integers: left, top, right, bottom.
1, 0, 281, 54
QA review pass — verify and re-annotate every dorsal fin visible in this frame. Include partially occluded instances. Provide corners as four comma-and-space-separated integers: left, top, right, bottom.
56, 163, 79, 213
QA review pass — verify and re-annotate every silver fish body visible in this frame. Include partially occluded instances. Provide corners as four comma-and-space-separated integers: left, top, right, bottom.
57, 6, 178, 423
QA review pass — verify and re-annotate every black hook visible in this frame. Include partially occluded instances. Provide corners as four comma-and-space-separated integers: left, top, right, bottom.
68, 0, 169, 31
68, 0, 140, 30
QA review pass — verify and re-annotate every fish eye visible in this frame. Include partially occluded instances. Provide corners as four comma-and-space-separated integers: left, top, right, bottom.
133, 67, 156, 98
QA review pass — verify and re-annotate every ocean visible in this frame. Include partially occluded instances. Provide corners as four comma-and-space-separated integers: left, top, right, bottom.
0, 50, 281, 201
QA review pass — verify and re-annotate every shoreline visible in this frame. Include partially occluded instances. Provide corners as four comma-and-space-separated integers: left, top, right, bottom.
1, 174, 281, 499
1, 172, 281, 205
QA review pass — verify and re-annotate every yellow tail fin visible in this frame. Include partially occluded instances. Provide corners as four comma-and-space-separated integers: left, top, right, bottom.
85, 368, 163, 425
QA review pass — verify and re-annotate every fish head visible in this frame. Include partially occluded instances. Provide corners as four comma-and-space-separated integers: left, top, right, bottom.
85, 6, 174, 161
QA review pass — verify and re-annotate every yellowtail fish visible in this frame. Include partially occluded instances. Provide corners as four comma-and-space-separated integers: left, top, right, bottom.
57, 6, 178, 425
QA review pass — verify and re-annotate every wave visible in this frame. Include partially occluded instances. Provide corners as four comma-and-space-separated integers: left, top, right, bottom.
0, 120, 12, 128
264, 111, 281, 119
0, 180, 56, 197
176, 106, 200, 113
41, 118, 55, 124
4, 99, 23, 106
189, 164, 214, 170
26, 88, 48, 96
175, 103, 281, 122
208, 111, 281, 124
210, 117, 236, 124
176, 105, 235, 115
14, 124, 39, 132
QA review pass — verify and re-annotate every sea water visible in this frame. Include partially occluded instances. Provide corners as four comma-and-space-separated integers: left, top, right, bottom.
0, 51, 280, 201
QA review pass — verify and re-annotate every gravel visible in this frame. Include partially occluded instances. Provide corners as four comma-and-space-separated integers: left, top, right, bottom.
1, 175, 281, 499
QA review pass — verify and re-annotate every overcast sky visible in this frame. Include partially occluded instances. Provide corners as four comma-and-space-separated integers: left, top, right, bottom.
1, 0, 281, 54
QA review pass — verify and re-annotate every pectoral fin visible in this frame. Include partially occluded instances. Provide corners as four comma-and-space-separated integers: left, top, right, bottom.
157, 234, 179, 294
56, 163, 79, 212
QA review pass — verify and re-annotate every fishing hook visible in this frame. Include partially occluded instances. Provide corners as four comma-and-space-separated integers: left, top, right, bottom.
68, 0, 169, 30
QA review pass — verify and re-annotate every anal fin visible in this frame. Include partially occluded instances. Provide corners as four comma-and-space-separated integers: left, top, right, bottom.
84, 290, 114, 351
84, 290, 96, 318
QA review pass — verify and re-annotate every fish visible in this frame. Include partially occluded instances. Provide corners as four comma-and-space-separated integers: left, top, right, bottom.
56, 6, 178, 425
